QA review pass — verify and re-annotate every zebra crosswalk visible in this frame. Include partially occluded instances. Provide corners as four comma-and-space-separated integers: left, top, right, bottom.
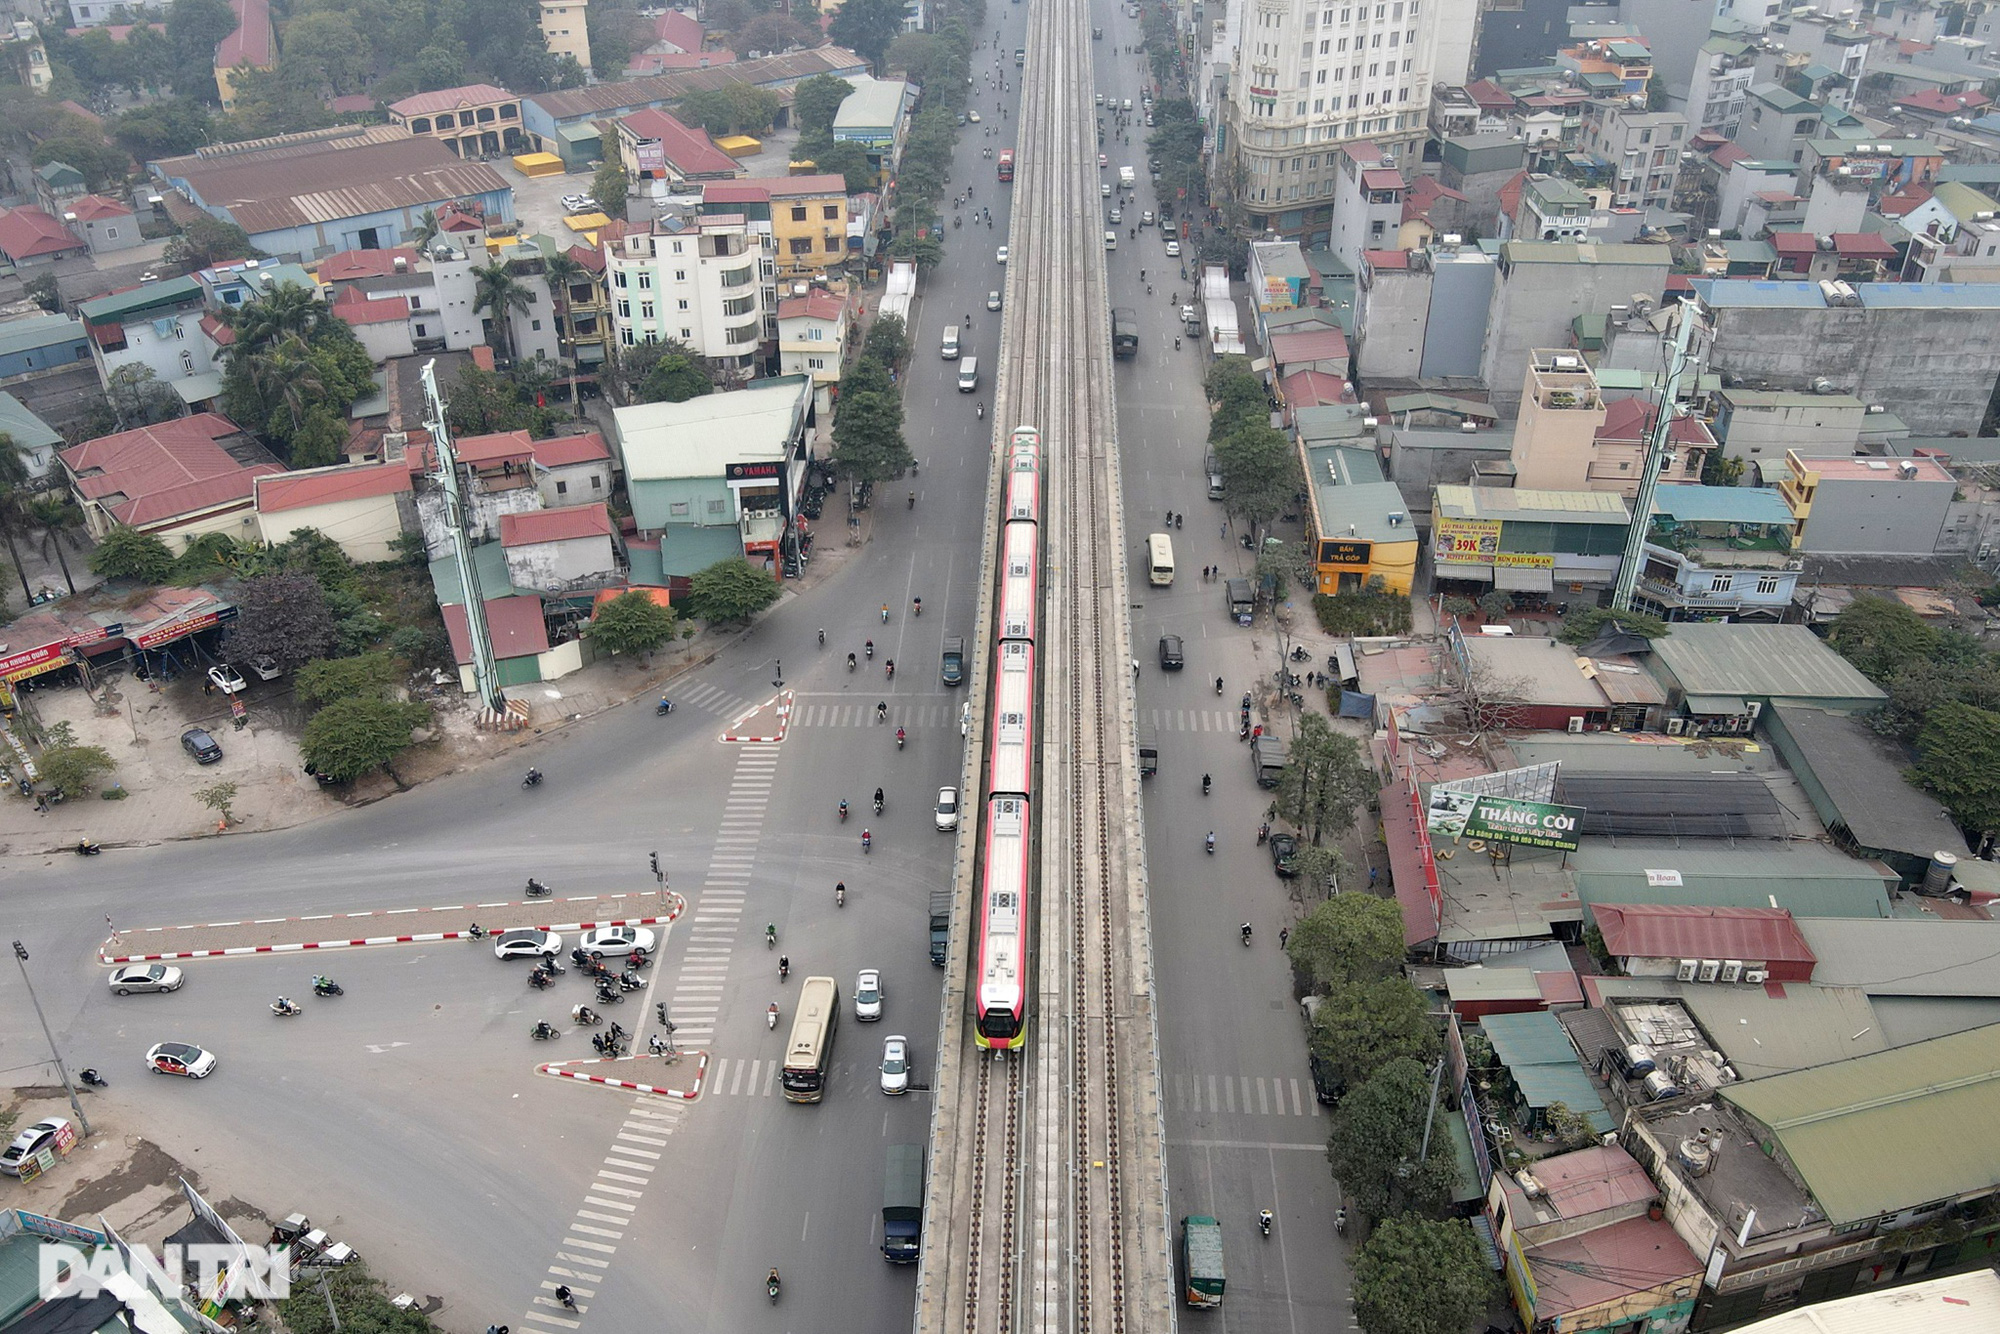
664, 679, 754, 718
1140, 707, 1263, 733
786, 698, 961, 729
1169, 1073, 1325, 1118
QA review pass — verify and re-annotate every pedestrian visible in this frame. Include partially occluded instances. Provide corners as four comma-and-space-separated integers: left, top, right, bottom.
1369, 865, 1379, 888
1220, 523, 1227, 539
1279, 927, 1289, 949
1252, 724, 1262, 741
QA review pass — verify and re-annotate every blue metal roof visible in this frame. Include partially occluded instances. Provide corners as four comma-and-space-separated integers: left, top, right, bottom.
1692, 279, 1824, 307
1651, 485, 1792, 526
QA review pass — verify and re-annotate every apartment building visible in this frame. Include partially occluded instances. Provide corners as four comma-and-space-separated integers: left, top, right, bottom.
1580, 100, 1688, 208
1219, 0, 1477, 244
602, 213, 768, 380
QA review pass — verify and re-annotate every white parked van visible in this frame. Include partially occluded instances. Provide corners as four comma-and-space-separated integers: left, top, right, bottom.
941, 325, 961, 360
957, 356, 979, 391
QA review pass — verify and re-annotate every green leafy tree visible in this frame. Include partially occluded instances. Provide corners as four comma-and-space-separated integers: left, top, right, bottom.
592, 125, 628, 222
792, 74, 856, 137
587, 1, 637, 76
294, 651, 398, 708
1350, 1216, 1493, 1334
1272, 712, 1374, 848
39, 743, 117, 797
446, 364, 540, 435
1914, 701, 2000, 837
862, 312, 908, 368
830, 372, 913, 485
300, 695, 430, 782
110, 98, 216, 161
1205, 356, 1267, 441
277, 12, 373, 93
0, 442, 38, 606
24, 494, 86, 597
1215, 421, 1299, 538
1880, 653, 2000, 741
166, 0, 240, 99
829, 0, 902, 69
1555, 604, 1671, 647
1326, 1057, 1458, 1221
586, 589, 677, 653
194, 779, 239, 825
1313, 978, 1441, 1094
472, 261, 535, 364
23, 272, 60, 314
637, 354, 715, 404
90, 526, 176, 582
1700, 450, 1746, 487
807, 138, 877, 193
1825, 594, 1938, 682
412, 39, 467, 90
289, 405, 348, 468
681, 557, 782, 624
164, 214, 260, 271
886, 228, 945, 270
226, 573, 341, 669
734, 12, 817, 57
1288, 893, 1406, 990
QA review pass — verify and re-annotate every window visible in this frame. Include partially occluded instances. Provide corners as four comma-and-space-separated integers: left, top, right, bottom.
105, 226, 118, 239
614, 270, 628, 288
1756, 574, 1782, 594
671, 241, 684, 254
707, 498, 727, 514
678, 299, 690, 311
556, 479, 568, 495
674, 270, 687, 282
637, 272, 652, 289
411, 117, 431, 133
591, 475, 602, 490
174, 322, 185, 339
1709, 574, 1734, 592
179, 349, 194, 372
807, 355, 826, 369
621, 327, 635, 345
616, 299, 631, 318
531, 318, 542, 330
1337, 36, 1348, 49
670, 501, 690, 516
640, 302, 655, 319
435, 113, 454, 129
823, 204, 839, 219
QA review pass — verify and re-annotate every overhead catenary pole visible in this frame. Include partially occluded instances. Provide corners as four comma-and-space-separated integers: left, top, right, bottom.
1611, 299, 1704, 615
420, 360, 505, 713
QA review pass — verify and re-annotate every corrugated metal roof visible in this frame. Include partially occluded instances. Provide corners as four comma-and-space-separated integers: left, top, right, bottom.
1722, 1023, 2000, 1223
1433, 484, 1631, 523
1795, 919, 2000, 997
1568, 841, 1896, 917
1721, 1270, 2000, 1334
0, 312, 86, 357
1650, 485, 1792, 526
1649, 623, 1886, 704
158, 135, 508, 236
1766, 704, 1955, 858
1592, 903, 1815, 963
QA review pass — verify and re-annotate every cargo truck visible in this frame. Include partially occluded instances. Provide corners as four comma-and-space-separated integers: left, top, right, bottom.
1225, 576, 1254, 625
1251, 735, 1288, 788
929, 889, 951, 965
1112, 307, 1138, 358
1180, 1215, 1226, 1307
882, 1145, 924, 1262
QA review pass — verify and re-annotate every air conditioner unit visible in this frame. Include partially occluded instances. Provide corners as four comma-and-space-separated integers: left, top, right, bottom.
1567, 716, 1586, 733
1745, 700, 1763, 719
1666, 717, 1686, 735
1720, 959, 1744, 982
1744, 968, 1769, 983
1697, 959, 1722, 982
1676, 958, 1700, 981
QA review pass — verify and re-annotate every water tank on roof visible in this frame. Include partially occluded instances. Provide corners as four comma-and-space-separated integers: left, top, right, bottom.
1642, 1070, 1681, 1101
1622, 1043, 1657, 1077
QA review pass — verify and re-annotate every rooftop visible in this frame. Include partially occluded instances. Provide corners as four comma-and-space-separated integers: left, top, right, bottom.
1796, 918, 2000, 998
1791, 453, 1954, 483
1723, 1022, 2000, 1224
1499, 1143, 1657, 1227
615, 374, 808, 480
387, 82, 515, 117
1564, 840, 1896, 917
59, 413, 284, 527
500, 502, 614, 546
1591, 904, 1816, 966
0, 206, 84, 260
1461, 635, 1605, 708
1521, 1214, 1703, 1323
1765, 704, 1957, 860
1647, 623, 1886, 704
1651, 485, 1792, 527
441, 594, 549, 661
527, 46, 866, 121
0, 311, 87, 357
1433, 484, 1631, 525
623, 108, 739, 176
255, 460, 412, 513
217, 0, 273, 69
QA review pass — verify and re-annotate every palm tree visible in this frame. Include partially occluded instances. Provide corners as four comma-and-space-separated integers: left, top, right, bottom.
23, 493, 84, 596
411, 208, 443, 252
473, 261, 534, 366
246, 334, 327, 437
218, 282, 321, 360
541, 250, 589, 418
0, 439, 38, 607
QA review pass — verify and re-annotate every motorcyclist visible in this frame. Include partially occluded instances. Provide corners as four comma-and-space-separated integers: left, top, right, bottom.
1202, 772, 1212, 795
1259, 1209, 1274, 1235
862, 828, 872, 851
767, 1268, 781, 1296
768, 1001, 781, 1026
778, 954, 791, 980
274, 996, 298, 1014
874, 786, 885, 812
1241, 922, 1253, 943
976, 400, 985, 419
766, 923, 778, 946
847, 652, 857, 670
532, 1021, 556, 1039
1217, 677, 1225, 694
555, 1285, 575, 1310
839, 798, 849, 820
573, 1005, 597, 1024
523, 767, 542, 786
886, 658, 896, 679
876, 700, 889, 722
836, 881, 846, 906
896, 726, 906, 747
865, 639, 875, 658
913, 597, 922, 616
818, 627, 825, 646
1206, 831, 1216, 854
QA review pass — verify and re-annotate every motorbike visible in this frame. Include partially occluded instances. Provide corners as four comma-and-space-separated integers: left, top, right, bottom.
1257, 823, 1270, 845
886, 660, 896, 680
522, 769, 543, 788
874, 792, 885, 815
1201, 773, 1211, 796
466, 924, 487, 940
79, 1068, 106, 1088
571, 1005, 602, 1026
836, 883, 846, 908
530, 1022, 559, 1041
839, 800, 849, 822
526, 878, 551, 897
778, 956, 791, 981
847, 653, 857, 671
530, 972, 555, 991
1290, 645, 1311, 662
655, 699, 674, 716
1240, 923, 1253, 946
594, 984, 624, 1004
650, 1035, 677, 1058
976, 401, 985, 419
1215, 676, 1224, 695
767, 1273, 782, 1303
76, 839, 101, 856
896, 729, 906, 750
312, 977, 343, 997
768, 1003, 780, 1029
1259, 1210, 1273, 1238
617, 970, 644, 992
865, 641, 875, 659
1206, 832, 1216, 855
271, 998, 303, 1017
625, 951, 649, 971
1335, 1208, 1347, 1236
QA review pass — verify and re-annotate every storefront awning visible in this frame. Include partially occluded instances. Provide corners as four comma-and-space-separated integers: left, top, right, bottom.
1684, 693, 1748, 715
1493, 565, 1553, 592
1438, 564, 1493, 584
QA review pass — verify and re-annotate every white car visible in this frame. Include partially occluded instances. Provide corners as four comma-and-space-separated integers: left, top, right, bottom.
1098, 153, 1108, 168
880, 1035, 910, 1094
1165, 240, 1182, 257
1, 1117, 72, 1176
1108, 207, 1122, 224
1095, 92, 1104, 106
207, 664, 246, 694
855, 968, 884, 1021
996, 245, 1010, 264
1105, 231, 1118, 250
1101, 182, 1112, 197
1141, 210, 1156, 226
968, 109, 981, 122
493, 929, 562, 959
246, 655, 282, 681
146, 1041, 217, 1079
936, 786, 960, 831
580, 925, 656, 957
560, 194, 598, 213
109, 963, 184, 995
987, 290, 1002, 311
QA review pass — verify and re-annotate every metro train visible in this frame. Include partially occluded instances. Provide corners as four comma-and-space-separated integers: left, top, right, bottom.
974, 427, 1043, 1051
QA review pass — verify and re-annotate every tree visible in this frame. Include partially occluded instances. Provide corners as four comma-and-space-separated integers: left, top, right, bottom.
90, 526, 176, 582
472, 261, 535, 364
587, 589, 677, 654
24, 272, 60, 314
1700, 449, 1746, 487
289, 405, 349, 468
23, 494, 86, 596
226, 574, 341, 668
1272, 712, 1374, 848
1826, 594, 1938, 682
862, 313, 908, 368
792, 74, 856, 137
593, 126, 629, 221
110, 98, 215, 161
809, 138, 878, 194
39, 743, 117, 797
831, 388, 913, 485
164, 214, 260, 271
1288, 893, 1406, 990
734, 12, 816, 55
681, 557, 781, 623
194, 779, 239, 825
294, 652, 398, 708
278, 13, 375, 97
1350, 1216, 1493, 1334
166, 0, 240, 99
1326, 1057, 1458, 1221
1914, 701, 2000, 837
0, 440, 42, 606
886, 229, 945, 270
105, 363, 180, 429
1313, 978, 1441, 1093
1555, 604, 1671, 647
277, 1260, 438, 1334
636, 353, 715, 404
1214, 421, 1299, 538
587, 0, 638, 76
300, 695, 430, 783
445, 364, 540, 434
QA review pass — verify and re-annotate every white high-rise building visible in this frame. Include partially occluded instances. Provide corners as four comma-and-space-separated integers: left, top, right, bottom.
603, 214, 769, 380
1218, 0, 1476, 243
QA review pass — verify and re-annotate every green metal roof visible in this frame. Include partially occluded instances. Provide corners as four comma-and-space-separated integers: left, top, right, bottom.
77, 275, 203, 323
1723, 1023, 2000, 1224
0, 311, 86, 358
0, 391, 59, 451
1572, 312, 1606, 350
1568, 843, 1896, 917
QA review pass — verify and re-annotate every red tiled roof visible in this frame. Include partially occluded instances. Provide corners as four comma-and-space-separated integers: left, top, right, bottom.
564, 242, 605, 273
1897, 88, 1989, 114
620, 108, 739, 177
1344, 140, 1385, 164
388, 83, 516, 117
1403, 175, 1464, 223
1465, 79, 1515, 109
217, 0, 273, 69
705, 173, 847, 201
453, 429, 533, 463
500, 502, 614, 546
1596, 396, 1716, 446
329, 93, 377, 113
470, 345, 495, 370
199, 312, 235, 347
1364, 248, 1412, 269
256, 460, 411, 512
441, 596, 549, 662
330, 287, 412, 326
60, 412, 282, 528
1771, 230, 1817, 254
1268, 326, 1350, 365
1279, 368, 1350, 407
0, 207, 84, 260
1664, 273, 1694, 292
1878, 184, 1933, 217
628, 49, 738, 73
1832, 231, 1896, 258
1498, 168, 1528, 219
777, 290, 848, 322
58, 100, 103, 125
1707, 141, 1750, 169
318, 247, 420, 281
1591, 903, 1816, 966
1523, 1215, 1703, 1321
531, 432, 611, 467
1360, 168, 1406, 192
651, 9, 703, 50
65, 194, 132, 221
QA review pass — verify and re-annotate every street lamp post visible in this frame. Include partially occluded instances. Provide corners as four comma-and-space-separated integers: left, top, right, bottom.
11, 941, 89, 1136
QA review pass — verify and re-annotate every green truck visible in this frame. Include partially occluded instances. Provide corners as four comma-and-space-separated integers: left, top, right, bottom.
1180, 1215, 1226, 1307
882, 1144, 924, 1263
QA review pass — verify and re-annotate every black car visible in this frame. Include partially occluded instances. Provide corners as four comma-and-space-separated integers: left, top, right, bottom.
1158, 634, 1184, 670
1269, 832, 1299, 878
181, 727, 223, 764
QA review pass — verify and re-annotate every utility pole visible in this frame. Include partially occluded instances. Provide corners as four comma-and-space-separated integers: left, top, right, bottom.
12, 941, 89, 1136
1612, 299, 1703, 614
